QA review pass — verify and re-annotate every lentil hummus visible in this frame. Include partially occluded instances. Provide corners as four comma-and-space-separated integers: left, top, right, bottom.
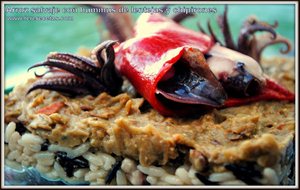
4, 57, 295, 185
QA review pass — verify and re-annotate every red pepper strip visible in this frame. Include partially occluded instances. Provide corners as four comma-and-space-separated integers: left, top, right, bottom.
224, 78, 295, 107
36, 101, 65, 115
115, 14, 214, 115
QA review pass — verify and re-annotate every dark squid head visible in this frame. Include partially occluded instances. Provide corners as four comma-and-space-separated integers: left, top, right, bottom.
221, 62, 262, 97
156, 48, 227, 109
206, 44, 265, 98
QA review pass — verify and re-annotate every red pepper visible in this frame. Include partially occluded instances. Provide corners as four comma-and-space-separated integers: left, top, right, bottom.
114, 14, 214, 115
36, 101, 65, 115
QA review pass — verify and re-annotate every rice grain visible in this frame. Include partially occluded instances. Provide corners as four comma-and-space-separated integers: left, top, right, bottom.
263, 168, 279, 185
208, 172, 236, 182
73, 169, 89, 178
5, 122, 16, 143
83, 152, 104, 167
161, 174, 184, 185
146, 176, 158, 185
128, 170, 144, 185
121, 158, 136, 173
8, 132, 22, 151
137, 165, 166, 177
36, 163, 51, 173
116, 170, 127, 185
175, 166, 191, 184
221, 180, 247, 185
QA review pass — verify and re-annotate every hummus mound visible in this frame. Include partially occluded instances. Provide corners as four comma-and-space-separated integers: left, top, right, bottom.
5, 57, 295, 169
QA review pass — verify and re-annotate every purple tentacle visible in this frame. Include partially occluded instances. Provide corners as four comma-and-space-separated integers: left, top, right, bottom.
207, 19, 221, 44
237, 17, 277, 55
172, 12, 195, 23
217, 5, 236, 50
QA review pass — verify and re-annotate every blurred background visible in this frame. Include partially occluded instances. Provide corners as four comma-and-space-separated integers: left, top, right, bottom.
4, 4, 295, 90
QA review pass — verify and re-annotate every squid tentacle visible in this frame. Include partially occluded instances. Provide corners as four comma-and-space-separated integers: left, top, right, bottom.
32, 68, 67, 78
254, 33, 292, 61
84, 4, 134, 42
197, 21, 207, 34
27, 71, 93, 96
207, 19, 222, 44
48, 52, 98, 68
92, 40, 117, 67
217, 5, 236, 50
171, 12, 195, 23
28, 82, 93, 97
27, 59, 103, 89
29, 53, 101, 77
27, 40, 123, 96
237, 17, 278, 57
94, 40, 123, 95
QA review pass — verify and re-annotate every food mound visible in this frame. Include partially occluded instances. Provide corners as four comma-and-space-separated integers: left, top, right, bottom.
4, 58, 295, 185
4, 6, 295, 186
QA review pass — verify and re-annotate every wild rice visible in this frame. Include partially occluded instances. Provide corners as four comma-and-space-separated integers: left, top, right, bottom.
4, 116, 294, 186
48, 143, 90, 159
